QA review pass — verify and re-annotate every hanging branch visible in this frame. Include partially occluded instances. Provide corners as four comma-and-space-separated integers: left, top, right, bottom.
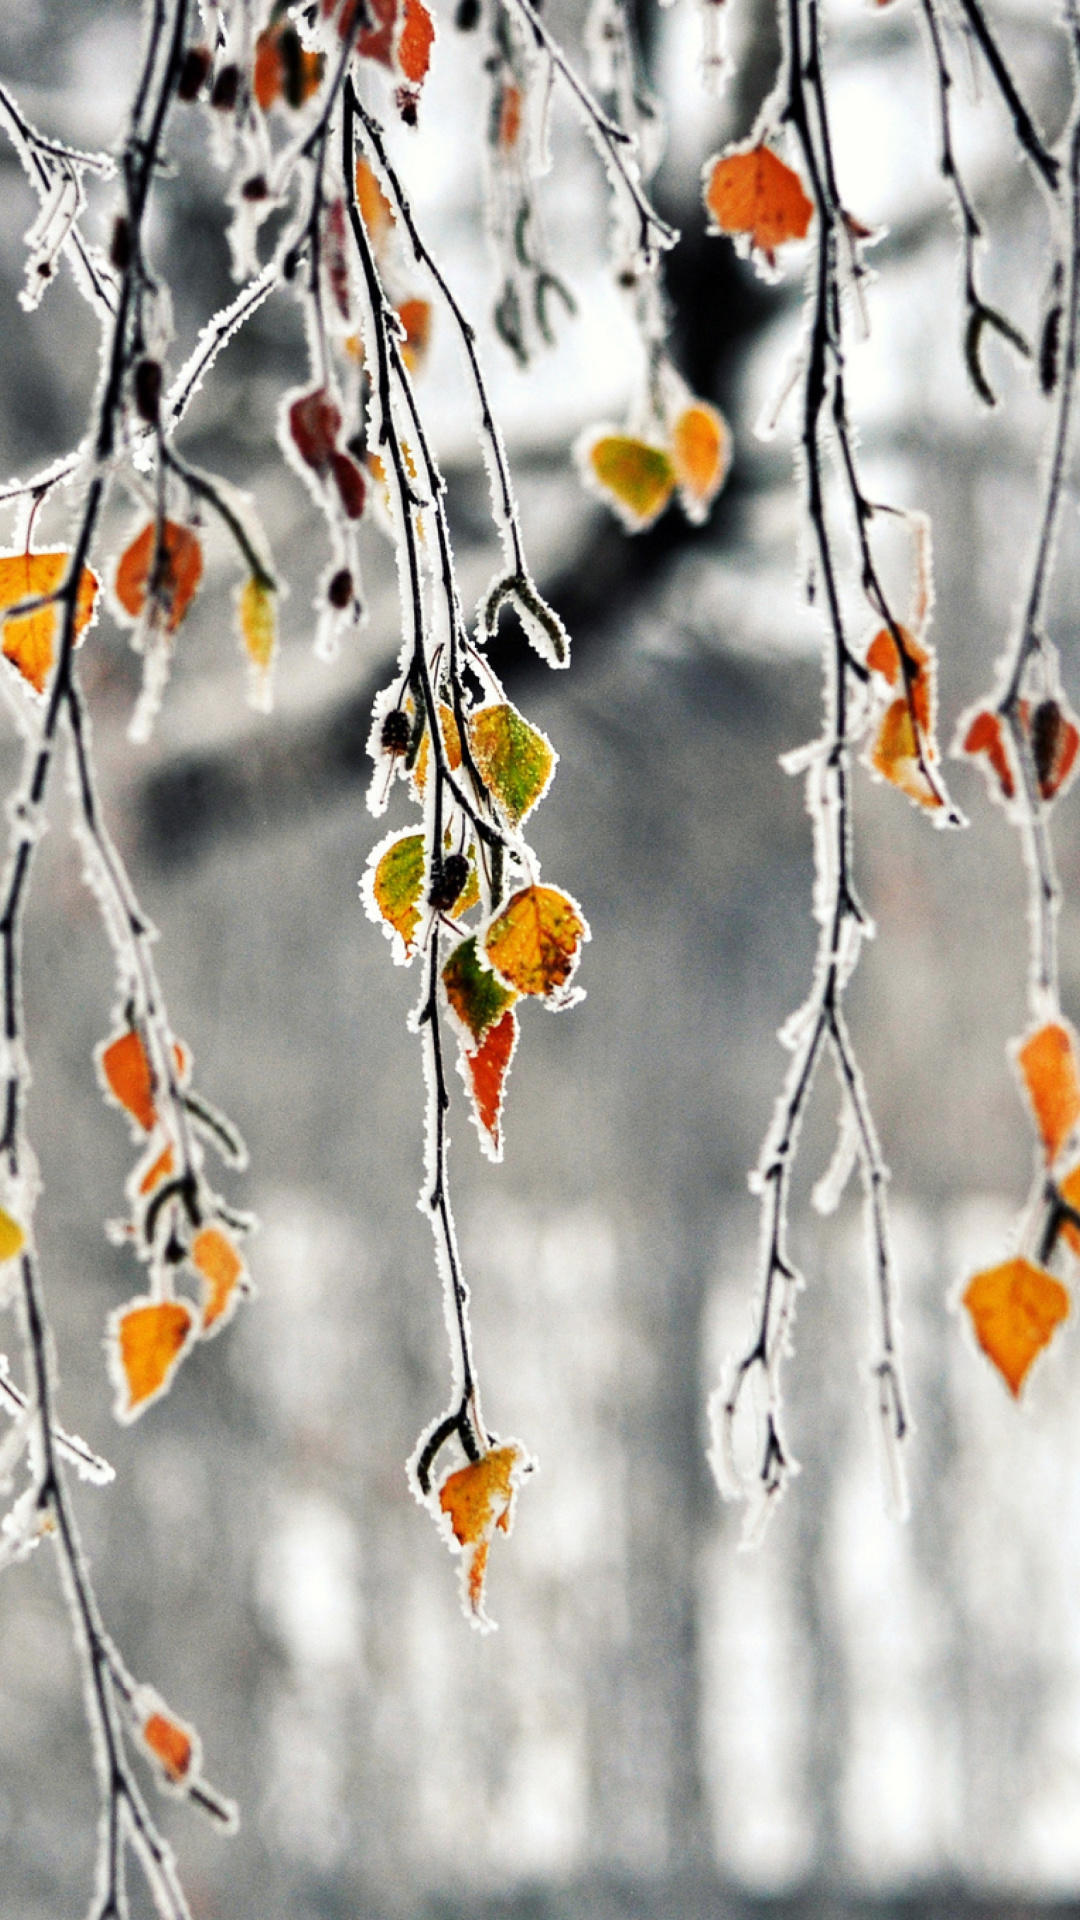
954, 1, 1080, 1402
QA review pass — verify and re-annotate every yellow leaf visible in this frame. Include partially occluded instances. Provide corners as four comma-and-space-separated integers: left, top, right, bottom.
238, 575, 276, 674
437, 1440, 532, 1628
412, 700, 462, 795
962, 1257, 1069, 1397
364, 830, 426, 959
483, 884, 587, 1002
580, 432, 675, 533
110, 1298, 194, 1421
868, 698, 945, 812
0, 1208, 25, 1263
0, 549, 99, 695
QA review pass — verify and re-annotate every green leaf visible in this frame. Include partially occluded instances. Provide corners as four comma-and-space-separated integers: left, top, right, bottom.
442, 935, 517, 1043
365, 831, 425, 959
468, 702, 556, 827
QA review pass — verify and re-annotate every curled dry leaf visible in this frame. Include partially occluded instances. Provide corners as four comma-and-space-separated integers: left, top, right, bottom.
1027, 696, 1080, 803
962, 1257, 1069, 1396
1015, 1019, 1080, 1164
114, 521, 203, 636
98, 1028, 188, 1135
484, 883, 588, 1003
109, 1297, 194, 1421
704, 143, 813, 268
0, 549, 99, 695
365, 829, 426, 960
437, 1440, 533, 1628
190, 1226, 247, 1335
467, 701, 555, 827
671, 402, 731, 523
443, 934, 517, 1044
578, 432, 675, 533
865, 625, 952, 814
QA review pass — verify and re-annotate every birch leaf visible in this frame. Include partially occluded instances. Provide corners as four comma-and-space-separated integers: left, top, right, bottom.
1016, 1020, 1080, 1163
98, 1028, 188, 1134
364, 830, 426, 960
1028, 696, 1080, 803
141, 1707, 196, 1784
671, 402, 731, 523
959, 705, 1015, 802
0, 550, 99, 695
115, 522, 203, 635
704, 145, 813, 266
460, 1008, 518, 1161
412, 701, 462, 794
110, 1298, 194, 1421
869, 700, 947, 813
962, 1258, 1069, 1396
467, 702, 555, 826
443, 935, 517, 1043
484, 884, 587, 1002
1059, 1161, 1080, 1256
0, 1210, 24, 1263
437, 1440, 532, 1629
579, 432, 675, 532
237, 575, 276, 680
191, 1227, 247, 1336
397, 298, 433, 375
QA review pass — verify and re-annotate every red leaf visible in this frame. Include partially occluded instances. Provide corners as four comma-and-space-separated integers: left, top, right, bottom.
288, 388, 341, 475
463, 1009, 518, 1158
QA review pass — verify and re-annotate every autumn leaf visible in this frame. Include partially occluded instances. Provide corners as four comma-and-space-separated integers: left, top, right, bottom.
412, 700, 463, 794
1015, 1020, 1080, 1164
288, 387, 342, 475
115, 521, 203, 636
868, 700, 949, 813
467, 702, 555, 827
704, 143, 813, 267
109, 1297, 194, 1421
443, 934, 518, 1044
578, 431, 675, 533
397, 297, 432, 376
237, 575, 276, 680
364, 829, 426, 961
437, 1440, 533, 1629
962, 1257, 1069, 1396
671, 402, 731, 524
1058, 1161, 1080, 1256
866, 624, 933, 733
484, 884, 588, 1003
0, 1208, 25, 1263
98, 1027, 189, 1135
1027, 696, 1080, 803
459, 1008, 518, 1161
137, 1143, 175, 1197
253, 24, 323, 112
191, 1226, 247, 1336
141, 1706, 196, 1785
497, 80, 523, 150
959, 705, 1015, 802
355, 157, 395, 249
0, 549, 99, 695
398, 0, 435, 85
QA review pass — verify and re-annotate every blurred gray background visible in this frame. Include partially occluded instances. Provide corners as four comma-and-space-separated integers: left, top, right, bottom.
2, 1, 1080, 1916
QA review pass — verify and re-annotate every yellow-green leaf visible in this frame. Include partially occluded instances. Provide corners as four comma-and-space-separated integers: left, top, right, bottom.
443, 934, 517, 1043
579, 432, 675, 533
483, 884, 587, 1001
467, 702, 555, 827
364, 831, 426, 961
238, 575, 276, 674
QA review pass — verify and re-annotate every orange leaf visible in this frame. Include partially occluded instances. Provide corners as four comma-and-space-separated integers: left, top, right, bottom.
960, 705, 1015, 802
497, 81, 523, 150
462, 1008, 518, 1160
1058, 1161, 1080, 1256
253, 29, 284, 109
866, 624, 932, 732
355, 157, 395, 248
191, 1226, 246, 1335
397, 297, 432, 375
484, 883, 587, 1001
962, 1257, 1069, 1396
869, 698, 944, 811
111, 1298, 194, 1420
114, 521, 203, 635
412, 700, 462, 794
138, 1143, 175, 1196
438, 1440, 532, 1627
704, 144, 813, 263
580, 432, 675, 532
99, 1028, 188, 1133
1016, 1020, 1080, 1163
671, 402, 731, 523
142, 1709, 195, 1784
0, 550, 99, 695
398, 0, 435, 85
